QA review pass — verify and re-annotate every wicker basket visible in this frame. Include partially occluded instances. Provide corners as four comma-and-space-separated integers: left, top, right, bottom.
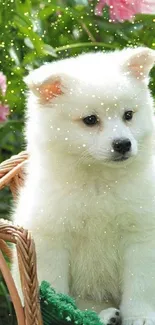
0, 151, 43, 325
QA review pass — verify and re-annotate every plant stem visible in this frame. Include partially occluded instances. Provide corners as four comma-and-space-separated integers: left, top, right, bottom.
80, 21, 96, 42
55, 42, 115, 52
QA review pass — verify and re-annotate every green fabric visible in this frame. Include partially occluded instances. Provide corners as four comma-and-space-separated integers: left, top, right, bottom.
40, 281, 103, 325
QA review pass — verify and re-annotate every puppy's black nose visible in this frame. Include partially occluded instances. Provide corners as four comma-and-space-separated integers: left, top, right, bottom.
112, 139, 131, 154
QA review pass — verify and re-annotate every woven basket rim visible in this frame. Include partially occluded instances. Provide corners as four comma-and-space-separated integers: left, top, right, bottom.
0, 151, 28, 192
0, 151, 43, 325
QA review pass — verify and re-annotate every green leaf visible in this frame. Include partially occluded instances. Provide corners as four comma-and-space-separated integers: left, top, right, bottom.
43, 44, 57, 57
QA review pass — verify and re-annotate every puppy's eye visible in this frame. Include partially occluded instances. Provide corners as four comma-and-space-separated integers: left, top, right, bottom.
83, 115, 99, 126
123, 110, 133, 121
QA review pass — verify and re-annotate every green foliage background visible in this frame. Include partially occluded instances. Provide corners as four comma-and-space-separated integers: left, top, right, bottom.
0, 0, 155, 323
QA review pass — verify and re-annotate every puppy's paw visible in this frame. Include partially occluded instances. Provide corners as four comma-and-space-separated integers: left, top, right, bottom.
99, 308, 121, 325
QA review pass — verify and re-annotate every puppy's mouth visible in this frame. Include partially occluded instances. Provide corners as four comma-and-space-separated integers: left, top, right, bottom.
112, 155, 130, 162
102, 151, 136, 167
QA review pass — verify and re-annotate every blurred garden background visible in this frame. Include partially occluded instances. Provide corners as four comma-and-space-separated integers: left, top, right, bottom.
1, 0, 155, 323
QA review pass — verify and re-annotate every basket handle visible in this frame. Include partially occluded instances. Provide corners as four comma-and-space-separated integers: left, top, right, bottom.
0, 248, 25, 325
0, 220, 43, 325
0, 152, 43, 324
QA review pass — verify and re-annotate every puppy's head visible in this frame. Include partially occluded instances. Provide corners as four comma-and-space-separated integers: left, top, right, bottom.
24, 47, 155, 168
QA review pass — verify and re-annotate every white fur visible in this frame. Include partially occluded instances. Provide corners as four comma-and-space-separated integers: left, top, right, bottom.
12, 47, 155, 325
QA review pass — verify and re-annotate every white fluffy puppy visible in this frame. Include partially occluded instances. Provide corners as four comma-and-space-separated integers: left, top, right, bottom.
12, 47, 155, 325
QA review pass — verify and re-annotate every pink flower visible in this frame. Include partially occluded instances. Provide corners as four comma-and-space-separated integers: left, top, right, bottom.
0, 104, 9, 122
0, 72, 7, 96
95, 0, 155, 22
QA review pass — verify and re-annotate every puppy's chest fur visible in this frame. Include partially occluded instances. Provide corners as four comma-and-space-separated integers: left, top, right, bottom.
52, 181, 131, 300
57, 176, 149, 230
70, 218, 121, 304
57, 175, 155, 303
22, 166, 155, 304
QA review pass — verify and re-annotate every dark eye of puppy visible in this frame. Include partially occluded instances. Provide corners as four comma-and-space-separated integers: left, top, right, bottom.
123, 111, 133, 121
83, 115, 99, 126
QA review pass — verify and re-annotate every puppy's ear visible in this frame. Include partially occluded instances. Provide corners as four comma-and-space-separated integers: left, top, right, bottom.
24, 66, 68, 103
122, 47, 155, 81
